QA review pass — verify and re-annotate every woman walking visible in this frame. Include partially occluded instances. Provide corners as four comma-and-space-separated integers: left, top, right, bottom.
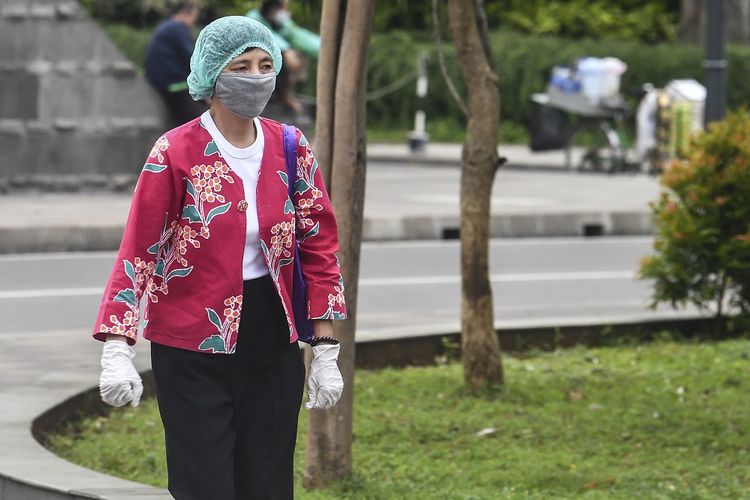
94, 16, 346, 499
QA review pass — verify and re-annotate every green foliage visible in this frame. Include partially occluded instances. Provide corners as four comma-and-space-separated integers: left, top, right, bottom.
493, 0, 678, 43
289, 0, 678, 42
81, 0, 172, 27
82, 0, 680, 42
48, 339, 750, 497
100, 23, 152, 69
89, 19, 750, 144
640, 110, 750, 329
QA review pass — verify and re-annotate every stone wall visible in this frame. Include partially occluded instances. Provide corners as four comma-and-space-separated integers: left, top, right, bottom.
0, 0, 168, 191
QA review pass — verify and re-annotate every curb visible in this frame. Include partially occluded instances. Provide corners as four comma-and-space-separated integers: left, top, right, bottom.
355, 312, 716, 369
0, 211, 653, 254
368, 154, 572, 173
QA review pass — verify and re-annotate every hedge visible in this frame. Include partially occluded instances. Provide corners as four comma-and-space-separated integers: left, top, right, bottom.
100, 24, 750, 141
356, 30, 750, 137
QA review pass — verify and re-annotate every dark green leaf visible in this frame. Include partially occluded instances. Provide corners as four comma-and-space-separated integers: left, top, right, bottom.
277, 170, 289, 186
302, 222, 320, 242
166, 266, 193, 282
205, 202, 231, 225
123, 260, 135, 283
206, 308, 222, 331
181, 205, 203, 223
204, 141, 220, 157
184, 177, 196, 200
284, 198, 295, 214
113, 288, 137, 307
155, 259, 165, 278
294, 179, 310, 195
142, 163, 167, 173
198, 334, 225, 353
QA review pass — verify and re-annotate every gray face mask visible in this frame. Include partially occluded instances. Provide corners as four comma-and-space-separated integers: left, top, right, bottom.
215, 72, 277, 119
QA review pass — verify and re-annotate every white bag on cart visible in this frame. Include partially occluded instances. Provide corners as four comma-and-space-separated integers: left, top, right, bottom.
636, 89, 658, 161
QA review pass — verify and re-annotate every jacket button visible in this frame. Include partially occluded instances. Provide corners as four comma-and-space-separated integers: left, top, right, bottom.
237, 200, 248, 213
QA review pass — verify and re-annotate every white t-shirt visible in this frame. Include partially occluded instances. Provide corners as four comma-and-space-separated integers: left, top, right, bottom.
201, 111, 269, 280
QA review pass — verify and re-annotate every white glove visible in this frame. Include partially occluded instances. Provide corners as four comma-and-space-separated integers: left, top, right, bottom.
304, 343, 344, 410
99, 340, 143, 408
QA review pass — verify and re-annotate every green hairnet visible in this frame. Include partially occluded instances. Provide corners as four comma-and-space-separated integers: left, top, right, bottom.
188, 16, 282, 101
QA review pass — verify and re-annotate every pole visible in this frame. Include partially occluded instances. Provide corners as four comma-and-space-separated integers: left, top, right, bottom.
704, 0, 727, 125
408, 52, 430, 153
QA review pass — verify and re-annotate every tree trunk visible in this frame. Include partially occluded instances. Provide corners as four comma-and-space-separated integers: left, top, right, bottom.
304, 0, 373, 489
313, 0, 345, 186
681, 0, 750, 44
447, 0, 503, 389
679, 0, 704, 43
715, 273, 728, 337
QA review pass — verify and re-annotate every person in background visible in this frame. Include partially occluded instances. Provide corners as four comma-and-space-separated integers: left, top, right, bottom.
247, 0, 320, 115
144, 1, 206, 127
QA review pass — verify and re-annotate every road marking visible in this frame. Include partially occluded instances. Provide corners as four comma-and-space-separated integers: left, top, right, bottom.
363, 270, 636, 286
0, 271, 638, 299
0, 252, 115, 263
363, 236, 652, 250
0, 287, 103, 299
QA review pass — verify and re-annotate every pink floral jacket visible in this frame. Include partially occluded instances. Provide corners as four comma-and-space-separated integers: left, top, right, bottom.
93, 116, 347, 354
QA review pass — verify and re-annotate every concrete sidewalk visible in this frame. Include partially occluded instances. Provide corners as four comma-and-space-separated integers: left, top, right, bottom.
1, 144, 659, 254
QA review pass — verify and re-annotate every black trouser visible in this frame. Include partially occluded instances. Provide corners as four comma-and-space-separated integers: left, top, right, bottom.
151, 274, 305, 500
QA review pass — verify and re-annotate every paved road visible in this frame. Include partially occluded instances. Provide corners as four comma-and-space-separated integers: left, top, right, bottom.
0, 162, 660, 254
0, 236, 688, 341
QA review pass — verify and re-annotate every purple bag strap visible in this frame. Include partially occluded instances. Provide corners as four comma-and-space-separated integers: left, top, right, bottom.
281, 124, 315, 342
282, 124, 296, 196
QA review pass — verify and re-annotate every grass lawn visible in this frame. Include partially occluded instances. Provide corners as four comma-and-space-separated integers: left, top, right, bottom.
48, 337, 750, 499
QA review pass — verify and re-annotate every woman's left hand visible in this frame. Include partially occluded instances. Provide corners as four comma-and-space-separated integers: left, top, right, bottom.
304, 343, 344, 410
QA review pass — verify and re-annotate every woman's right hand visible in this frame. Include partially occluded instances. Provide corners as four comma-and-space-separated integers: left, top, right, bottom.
99, 337, 143, 407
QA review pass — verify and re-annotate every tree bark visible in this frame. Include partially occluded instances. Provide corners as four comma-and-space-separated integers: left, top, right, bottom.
680, 0, 750, 44
447, 0, 503, 390
304, 0, 373, 489
313, 0, 345, 186
679, 0, 703, 43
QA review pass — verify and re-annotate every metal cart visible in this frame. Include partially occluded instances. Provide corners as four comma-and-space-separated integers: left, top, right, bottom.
530, 86, 639, 174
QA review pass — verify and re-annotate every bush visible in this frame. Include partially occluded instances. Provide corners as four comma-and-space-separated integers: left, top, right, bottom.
640, 110, 750, 334
101, 24, 153, 69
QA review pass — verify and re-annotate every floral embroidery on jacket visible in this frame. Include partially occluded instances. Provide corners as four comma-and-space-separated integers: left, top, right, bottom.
149, 136, 169, 163
98, 258, 151, 337
198, 296, 242, 353
260, 220, 295, 281
312, 275, 347, 320
143, 136, 170, 173
182, 161, 234, 236
292, 134, 347, 320
148, 218, 196, 292
293, 136, 324, 243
